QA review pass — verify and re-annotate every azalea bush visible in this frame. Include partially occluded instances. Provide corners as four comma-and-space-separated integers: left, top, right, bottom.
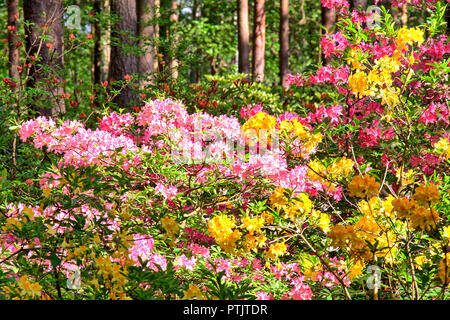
1, 0, 450, 300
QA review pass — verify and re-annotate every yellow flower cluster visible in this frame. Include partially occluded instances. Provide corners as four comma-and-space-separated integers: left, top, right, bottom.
265, 242, 287, 260
434, 138, 450, 159
395, 26, 424, 50
279, 118, 323, 159
348, 174, 380, 198
241, 215, 267, 253
94, 255, 129, 299
307, 157, 354, 192
17, 275, 42, 299
347, 27, 423, 108
392, 184, 441, 231
161, 215, 179, 245
269, 187, 289, 209
183, 284, 206, 300
328, 224, 373, 261
438, 253, 450, 284
284, 193, 313, 222
242, 112, 277, 146
412, 184, 441, 205
268, 187, 330, 232
207, 214, 242, 254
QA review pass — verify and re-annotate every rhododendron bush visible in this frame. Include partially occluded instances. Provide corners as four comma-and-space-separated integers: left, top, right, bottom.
1, 1, 449, 300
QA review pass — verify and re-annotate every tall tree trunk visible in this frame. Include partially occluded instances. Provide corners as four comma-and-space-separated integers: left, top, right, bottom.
252, 0, 265, 83
401, 3, 408, 27
446, 3, 450, 34
93, 0, 102, 87
169, 0, 179, 79
137, 0, 156, 87
189, 0, 200, 83
7, 0, 20, 83
109, 0, 138, 108
237, 0, 250, 77
23, 0, 65, 116
321, 5, 336, 65
279, 0, 289, 87
102, 0, 111, 82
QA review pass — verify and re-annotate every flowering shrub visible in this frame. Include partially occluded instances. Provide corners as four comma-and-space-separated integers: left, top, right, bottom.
0, 1, 449, 300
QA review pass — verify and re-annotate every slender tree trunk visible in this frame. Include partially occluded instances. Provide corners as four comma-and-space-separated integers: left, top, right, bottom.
137, 0, 156, 87
102, 0, 111, 82
7, 0, 20, 83
401, 3, 408, 27
109, 0, 138, 108
446, 3, 450, 34
237, 0, 250, 77
252, 0, 265, 83
23, 0, 65, 116
279, 0, 289, 87
169, 0, 179, 79
321, 5, 336, 65
189, 0, 200, 83
93, 0, 102, 87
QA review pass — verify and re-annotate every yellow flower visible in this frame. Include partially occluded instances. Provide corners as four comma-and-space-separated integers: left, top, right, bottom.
269, 187, 288, 209
161, 215, 179, 244
285, 193, 313, 222
242, 112, 277, 146
348, 175, 380, 198
207, 214, 241, 254
241, 216, 265, 235
347, 259, 365, 279
183, 284, 206, 300
395, 167, 416, 186
17, 276, 42, 299
414, 255, 429, 270
392, 197, 418, 219
434, 138, 450, 158
413, 184, 441, 206
442, 225, 450, 240
395, 27, 424, 49
438, 253, 450, 284
348, 71, 369, 97
409, 207, 439, 231
266, 242, 287, 260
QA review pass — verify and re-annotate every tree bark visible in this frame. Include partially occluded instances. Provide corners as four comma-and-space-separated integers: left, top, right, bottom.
137, 0, 156, 87
401, 3, 408, 27
237, 0, 250, 76
23, 0, 65, 116
7, 0, 20, 83
93, 0, 102, 87
102, 0, 111, 82
109, 0, 138, 108
169, 0, 179, 79
321, 5, 336, 65
252, 0, 266, 83
279, 0, 289, 87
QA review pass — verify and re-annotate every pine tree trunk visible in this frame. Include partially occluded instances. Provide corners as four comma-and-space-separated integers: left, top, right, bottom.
23, 0, 65, 116
169, 0, 179, 79
279, 0, 289, 87
237, 0, 250, 76
93, 0, 102, 87
109, 0, 138, 108
102, 0, 111, 82
137, 0, 156, 87
252, 0, 265, 83
7, 0, 20, 83
401, 4, 408, 27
